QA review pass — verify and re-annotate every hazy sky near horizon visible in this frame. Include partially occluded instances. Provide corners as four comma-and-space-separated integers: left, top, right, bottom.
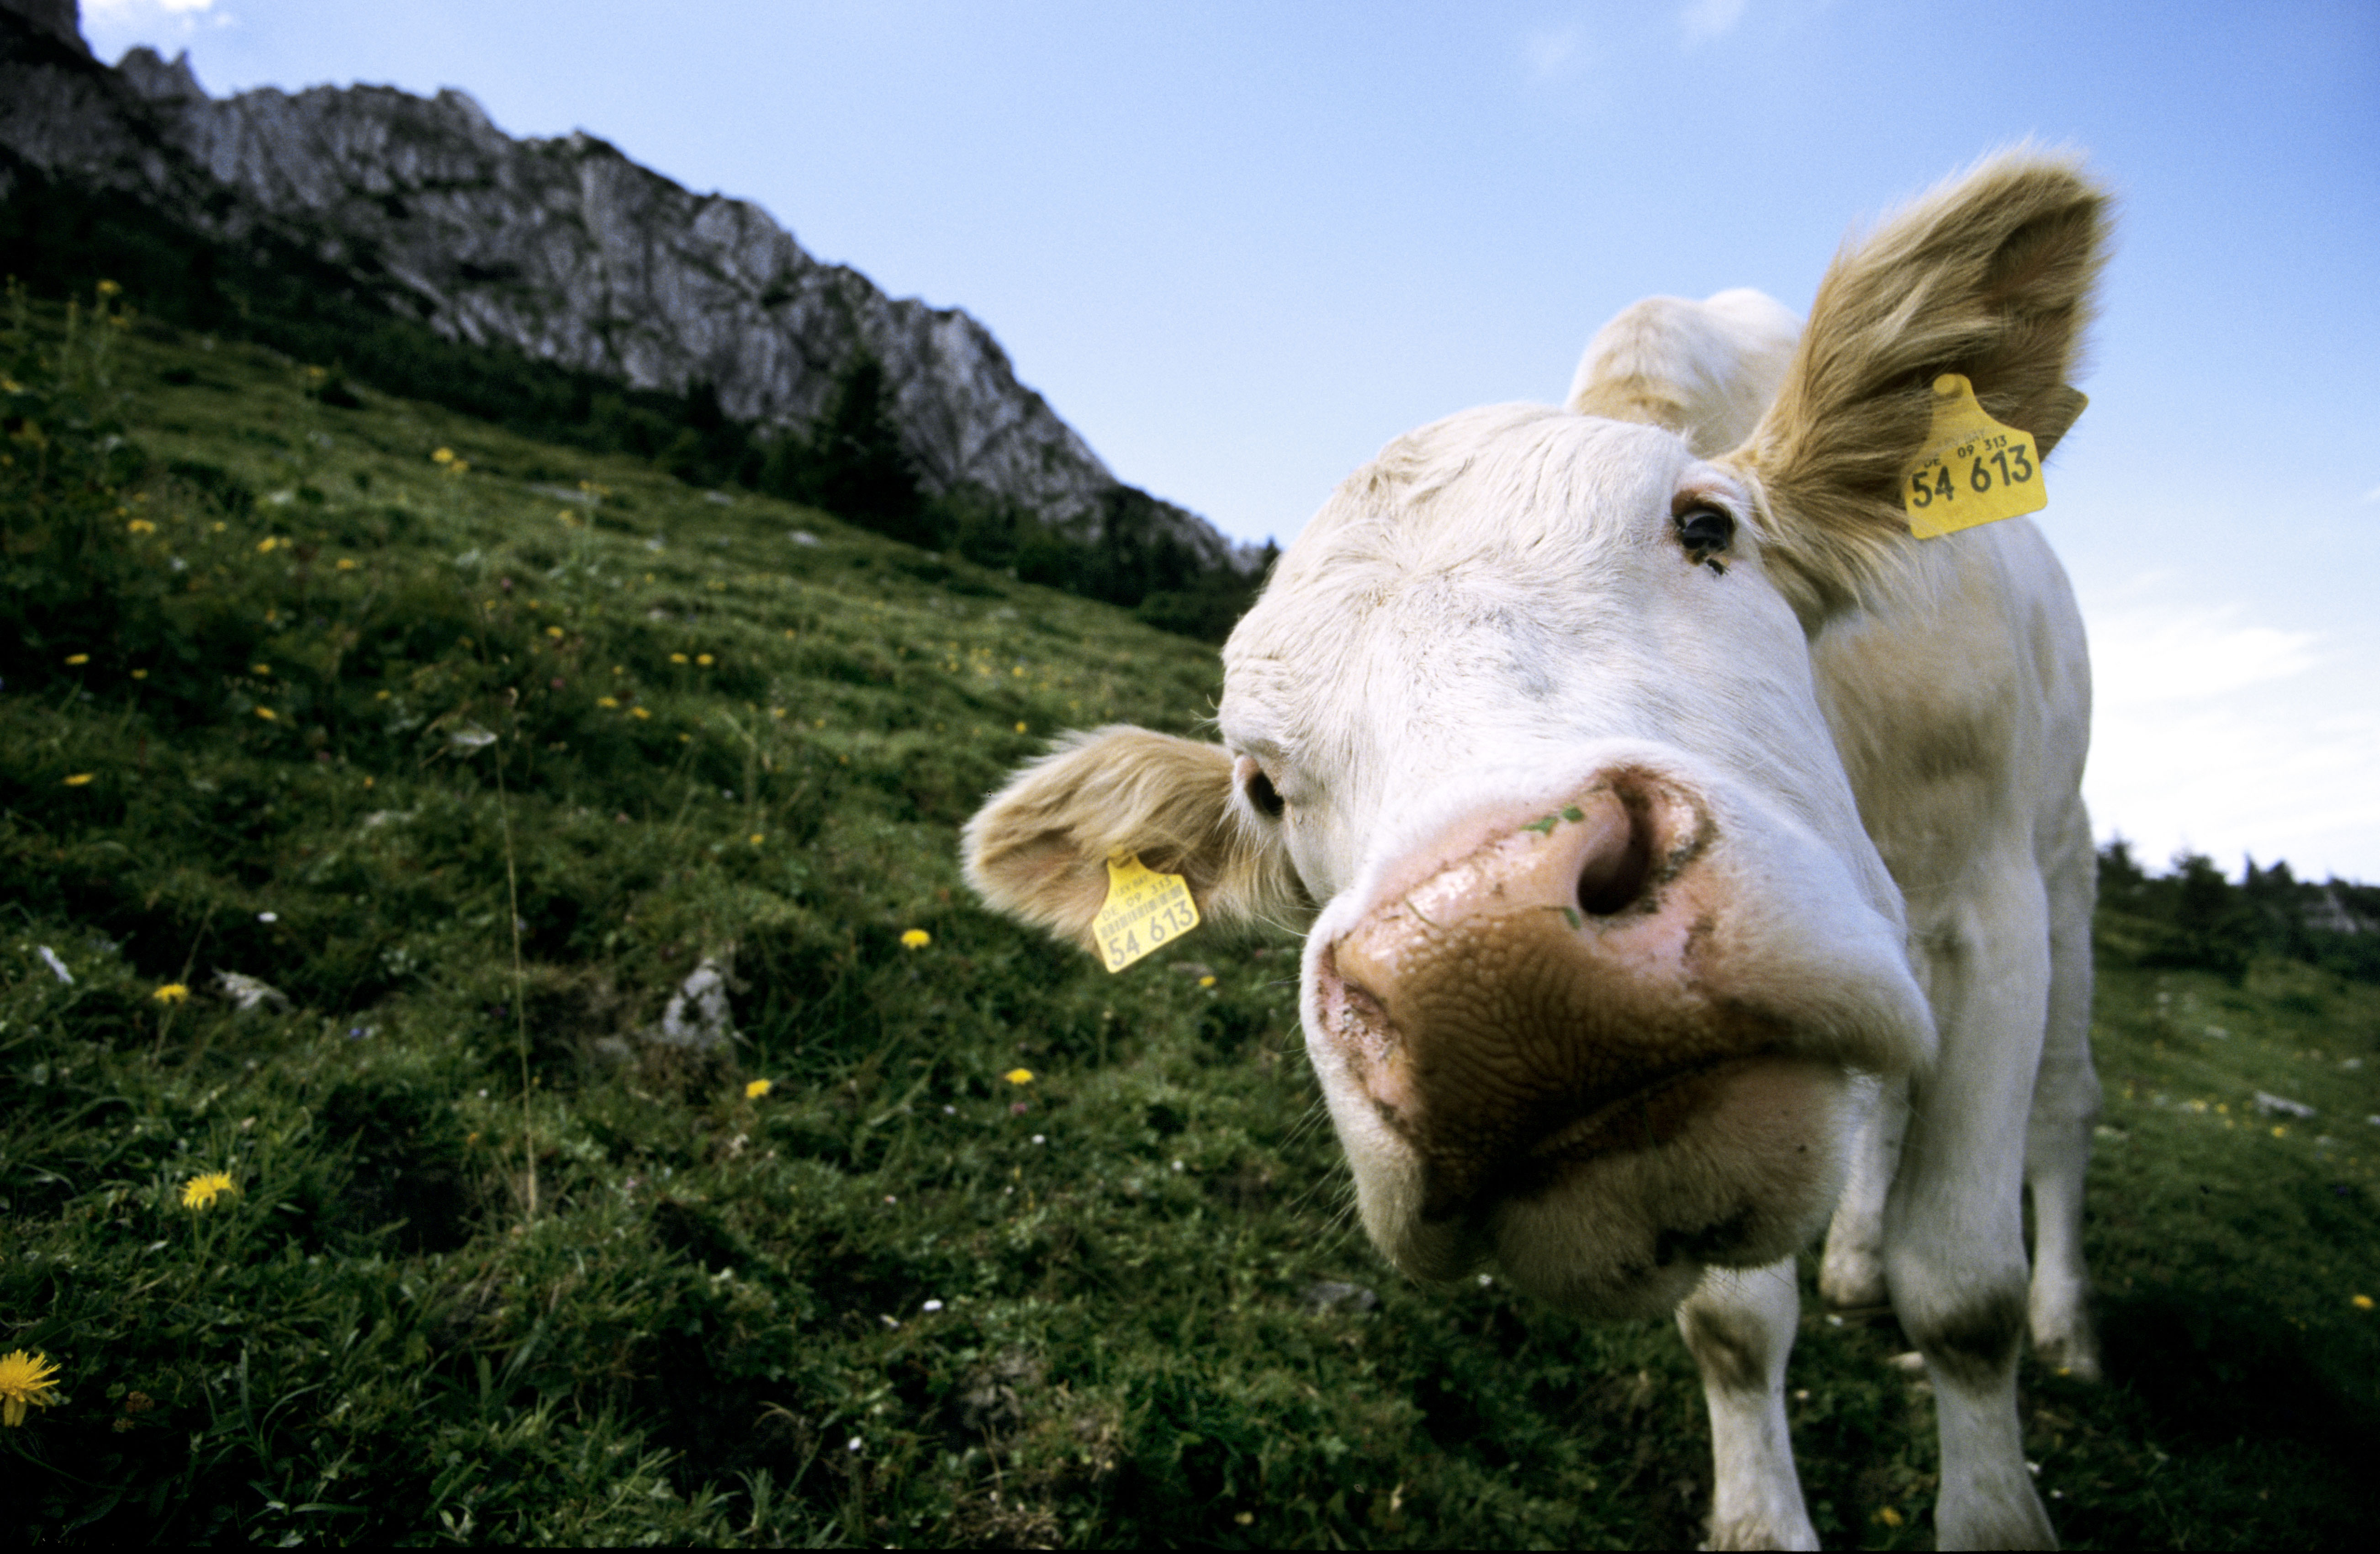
81, 0, 2380, 880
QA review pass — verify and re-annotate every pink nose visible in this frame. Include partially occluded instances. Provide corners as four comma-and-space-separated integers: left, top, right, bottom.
1317, 769, 1769, 1218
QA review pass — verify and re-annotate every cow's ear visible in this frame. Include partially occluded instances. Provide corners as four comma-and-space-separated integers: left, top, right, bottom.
963, 726, 1302, 955
1730, 148, 2110, 625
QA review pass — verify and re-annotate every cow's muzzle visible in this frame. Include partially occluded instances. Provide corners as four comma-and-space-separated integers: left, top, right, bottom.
1312, 767, 1856, 1305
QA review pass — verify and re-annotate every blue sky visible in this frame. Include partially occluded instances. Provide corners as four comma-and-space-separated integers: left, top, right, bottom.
82, 0, 2380, 880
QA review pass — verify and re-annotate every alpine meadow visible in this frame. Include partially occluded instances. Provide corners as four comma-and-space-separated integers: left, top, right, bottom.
2, 274, 2377, 1542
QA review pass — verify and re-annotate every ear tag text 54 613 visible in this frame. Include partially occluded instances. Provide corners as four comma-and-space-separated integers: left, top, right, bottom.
1901, 373, 2073, 538
1094, 853, 1200, 973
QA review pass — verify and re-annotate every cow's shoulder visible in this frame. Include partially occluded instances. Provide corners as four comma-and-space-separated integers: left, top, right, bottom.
1809, 518, 2088, 901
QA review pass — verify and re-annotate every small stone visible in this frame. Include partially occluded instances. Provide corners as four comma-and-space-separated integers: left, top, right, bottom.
1301, 1280, 1380, 1315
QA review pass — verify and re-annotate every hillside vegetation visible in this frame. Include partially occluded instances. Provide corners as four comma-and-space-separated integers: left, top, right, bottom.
4, 286, 2376, 1547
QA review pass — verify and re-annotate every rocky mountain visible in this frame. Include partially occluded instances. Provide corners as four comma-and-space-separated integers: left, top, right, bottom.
0, 0, 1242, 565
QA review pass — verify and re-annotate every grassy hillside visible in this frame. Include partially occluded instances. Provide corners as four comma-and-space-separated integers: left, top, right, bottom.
4, 286, 2376, 1547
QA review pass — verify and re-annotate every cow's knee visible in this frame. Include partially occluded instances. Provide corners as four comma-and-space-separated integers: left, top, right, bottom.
1896, 1278, 2027, 1391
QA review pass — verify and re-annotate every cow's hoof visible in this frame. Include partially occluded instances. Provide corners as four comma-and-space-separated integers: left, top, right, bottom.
2033, 1329, 2101, 1382
1702, 1512, 1820, 1551
1818, 1246, 1887, 1311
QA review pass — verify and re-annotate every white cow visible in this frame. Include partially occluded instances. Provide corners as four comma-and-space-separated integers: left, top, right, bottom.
965, 151, 2105, 1549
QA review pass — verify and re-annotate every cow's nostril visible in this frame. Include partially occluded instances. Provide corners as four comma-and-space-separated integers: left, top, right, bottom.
1575, 796, 1654, 916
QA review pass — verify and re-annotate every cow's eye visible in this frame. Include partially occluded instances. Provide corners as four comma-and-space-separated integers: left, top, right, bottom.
1245, 767, 1286, 819
1676, 505, 1735, 560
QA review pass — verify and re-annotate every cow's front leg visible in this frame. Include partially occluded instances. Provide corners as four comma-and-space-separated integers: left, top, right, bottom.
1819, 1072, 1906, 1311
1887, 878, 2057, 1550
2026, 814, 2100, 1379
1677, 1260, 1816, 1551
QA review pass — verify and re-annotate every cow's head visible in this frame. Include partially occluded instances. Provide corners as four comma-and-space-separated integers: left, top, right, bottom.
964, 151, 2106, 1316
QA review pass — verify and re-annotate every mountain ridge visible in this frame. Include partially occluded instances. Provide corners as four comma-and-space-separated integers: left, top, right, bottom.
0, 0, 1244, 568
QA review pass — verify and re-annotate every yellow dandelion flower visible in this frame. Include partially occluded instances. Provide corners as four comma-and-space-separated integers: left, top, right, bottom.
1876, 1507, 1904, 1528
335, 557, 359, 570
629, 706, 651, 720
375, 690, 391, 700
97, 278, 122, 297
1004, 1068, 1034, 1086
64, 652, 89, 665
670, 652, 688, 664
432, 447, 455, 465
254, 707, 277, 721
900, 928, 931, 949
131, 669, 148, 680
2353, 1294, 2373, 1311
181, 1172, 239, 1211
696, 653, 714, 666
1199, 975, 1216, 988
597, 696, 619, 709
251, 663, 271, 676
153, 983, 190, 1005
0, 1349, 61, 1427
1014, 721, 1028, 733
2273, 1124, 2288, 1138
745, 1078, 772, 1100
63, 773, 95, 787
257, 536, 279, 554
748, 833, 765, 846
127, 518, 156, 534
546, 626, 564, 639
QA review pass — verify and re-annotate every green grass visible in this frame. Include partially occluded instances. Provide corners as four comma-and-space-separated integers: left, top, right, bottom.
4, 292, 2377, 1546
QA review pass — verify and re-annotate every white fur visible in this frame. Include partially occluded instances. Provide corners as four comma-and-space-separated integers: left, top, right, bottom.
965, 164, 2105, 1548
1224, 288, 2094, 1545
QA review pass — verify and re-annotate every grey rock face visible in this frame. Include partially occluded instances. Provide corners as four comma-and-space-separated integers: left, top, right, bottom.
0, 1, 1240, 561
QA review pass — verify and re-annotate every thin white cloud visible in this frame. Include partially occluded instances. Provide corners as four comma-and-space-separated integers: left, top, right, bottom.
1681, 0, 1749, 45
83, 0, 227, 62
85, 0, 217, 18
2088, 601, 2316, 705
2362, 482, 2380, 504
1523, 25, 1587, 81
2083, 590, 2380, 879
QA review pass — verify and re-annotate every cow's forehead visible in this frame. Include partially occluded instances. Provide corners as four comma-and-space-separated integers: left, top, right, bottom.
1222, 405, 1703, 749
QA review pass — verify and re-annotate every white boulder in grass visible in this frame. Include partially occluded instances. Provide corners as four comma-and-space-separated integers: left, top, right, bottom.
212, 971, 291, 1014
649, 953, 738, 1050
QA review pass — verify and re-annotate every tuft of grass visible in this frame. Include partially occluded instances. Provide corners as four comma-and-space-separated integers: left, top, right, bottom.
4, 291, 2376, 1546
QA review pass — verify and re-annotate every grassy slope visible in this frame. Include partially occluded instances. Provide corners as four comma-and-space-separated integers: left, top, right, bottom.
3, 303, 2376, 1547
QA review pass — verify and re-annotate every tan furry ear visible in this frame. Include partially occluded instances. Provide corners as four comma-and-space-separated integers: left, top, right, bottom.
962, 726, 1304, 955
1732, 148, 2111, 625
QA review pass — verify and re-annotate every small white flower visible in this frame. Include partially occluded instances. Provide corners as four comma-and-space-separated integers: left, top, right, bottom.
922, 1299, 944, 1313
1032, 1134, 1046, 1145
846, 1436, 863, 1453
257, 911, 278, 923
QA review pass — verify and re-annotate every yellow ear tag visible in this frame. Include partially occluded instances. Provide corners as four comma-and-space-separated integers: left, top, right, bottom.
1093, 852, 1200, 973
1901, 373, 2069, 538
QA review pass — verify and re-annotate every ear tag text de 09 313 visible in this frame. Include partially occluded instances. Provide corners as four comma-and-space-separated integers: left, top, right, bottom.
1094, 853, 1200, 973
1901, 373, 2071, 538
